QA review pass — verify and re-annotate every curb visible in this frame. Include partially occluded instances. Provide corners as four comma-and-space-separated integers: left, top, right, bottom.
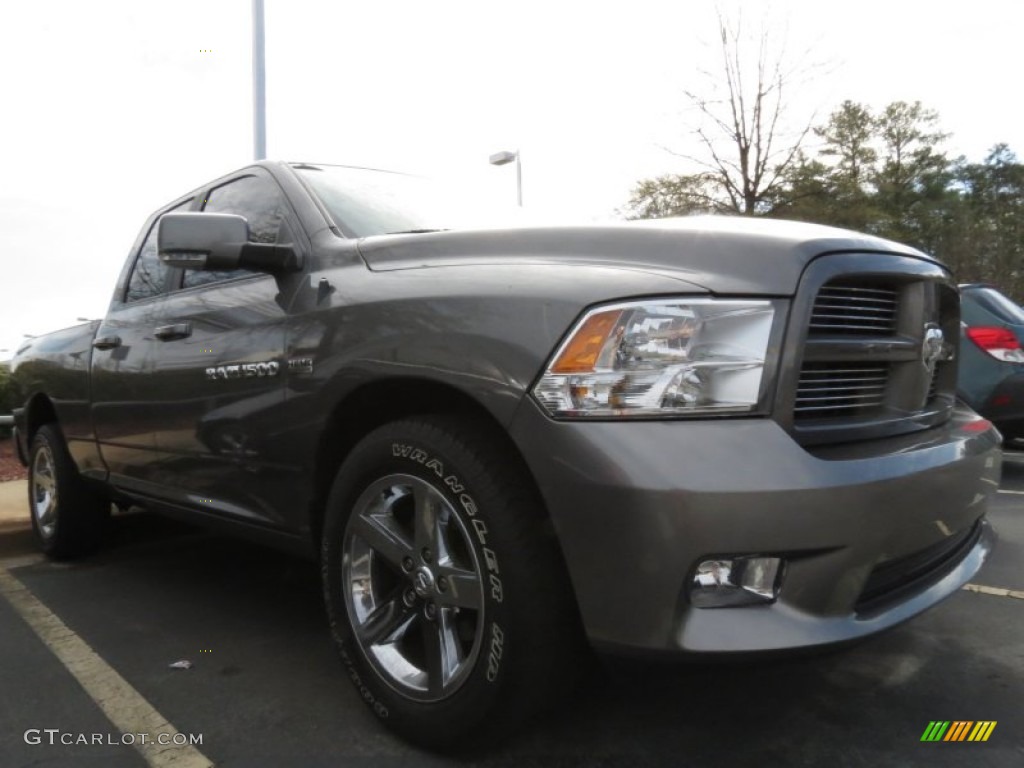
0, 478, 29, 534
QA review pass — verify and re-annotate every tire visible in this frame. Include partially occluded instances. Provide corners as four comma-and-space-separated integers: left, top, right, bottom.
28, 424, 109, 560
321, 416, 584, 750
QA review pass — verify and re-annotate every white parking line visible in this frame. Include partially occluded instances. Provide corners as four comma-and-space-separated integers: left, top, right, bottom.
0, 567, 213, 768
962, 583, 1024, 600
997, 490, 1024, 495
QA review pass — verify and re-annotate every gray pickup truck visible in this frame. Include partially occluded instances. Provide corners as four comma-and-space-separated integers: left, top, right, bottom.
10, 161, 1001, 749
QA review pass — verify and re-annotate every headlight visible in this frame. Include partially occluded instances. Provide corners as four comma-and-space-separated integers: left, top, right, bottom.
533, 298, 776, 418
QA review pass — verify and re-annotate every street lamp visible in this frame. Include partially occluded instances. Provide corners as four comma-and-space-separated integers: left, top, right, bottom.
489, 149, 522, 207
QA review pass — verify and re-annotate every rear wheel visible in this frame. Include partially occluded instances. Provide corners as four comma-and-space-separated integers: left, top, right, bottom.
28, 424, 109, 559
321, 416, 584, 750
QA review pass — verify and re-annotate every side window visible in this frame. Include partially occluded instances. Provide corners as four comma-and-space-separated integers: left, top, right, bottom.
125, 199, 192, 302
183, 174, 286, 289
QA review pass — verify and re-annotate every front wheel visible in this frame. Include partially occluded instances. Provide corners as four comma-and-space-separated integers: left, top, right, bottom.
321, 416, 584, 750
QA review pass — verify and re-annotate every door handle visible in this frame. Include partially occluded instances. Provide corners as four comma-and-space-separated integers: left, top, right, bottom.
92, 335, 122, 350
154, 323, 192, 341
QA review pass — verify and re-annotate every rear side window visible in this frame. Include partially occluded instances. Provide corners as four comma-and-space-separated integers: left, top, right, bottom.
967, 287, 1024, 325
125, 199, 192, 302
183, 174, 286, 289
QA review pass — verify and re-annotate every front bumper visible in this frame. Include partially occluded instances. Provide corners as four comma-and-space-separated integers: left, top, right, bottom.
509, 400, 1001, 654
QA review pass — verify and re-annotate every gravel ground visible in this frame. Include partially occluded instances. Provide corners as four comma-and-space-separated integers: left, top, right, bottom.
0, 438, 26, 482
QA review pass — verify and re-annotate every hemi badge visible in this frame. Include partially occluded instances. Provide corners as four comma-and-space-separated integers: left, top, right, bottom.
288, 358, 314, 374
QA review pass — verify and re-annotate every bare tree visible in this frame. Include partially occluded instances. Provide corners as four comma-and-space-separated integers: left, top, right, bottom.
669, 10, 816, 215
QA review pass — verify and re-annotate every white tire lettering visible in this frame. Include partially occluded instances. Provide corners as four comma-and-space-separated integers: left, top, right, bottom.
486, 622, 504, 682
482, 547, 499, 574
471, 518, 488, 545
489, 573, 503, 602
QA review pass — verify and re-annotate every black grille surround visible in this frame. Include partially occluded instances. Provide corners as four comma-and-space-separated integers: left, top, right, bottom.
856, 522, 982, 615
776, 253, 960, 447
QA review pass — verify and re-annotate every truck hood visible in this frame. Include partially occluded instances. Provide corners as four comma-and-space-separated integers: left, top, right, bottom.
356, 216, 941, 295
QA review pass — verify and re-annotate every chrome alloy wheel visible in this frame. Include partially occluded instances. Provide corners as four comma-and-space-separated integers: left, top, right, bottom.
342, 474, 485, 702
31, 444, 58, 539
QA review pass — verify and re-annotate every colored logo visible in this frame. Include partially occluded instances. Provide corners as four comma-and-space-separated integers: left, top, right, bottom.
921, 721, 996, 742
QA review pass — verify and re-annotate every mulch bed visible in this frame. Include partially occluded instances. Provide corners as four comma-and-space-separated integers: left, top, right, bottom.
0, 437, 27, 482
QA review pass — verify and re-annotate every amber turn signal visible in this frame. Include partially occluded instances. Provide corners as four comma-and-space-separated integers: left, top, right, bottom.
550, 310, 622, 373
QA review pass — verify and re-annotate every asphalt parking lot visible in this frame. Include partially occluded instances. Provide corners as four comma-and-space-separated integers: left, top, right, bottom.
1, 458, 1022, 767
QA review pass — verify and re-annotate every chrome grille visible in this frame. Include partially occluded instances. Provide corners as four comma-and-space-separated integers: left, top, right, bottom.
809, 283, 899, 336
794, 363, 888, 419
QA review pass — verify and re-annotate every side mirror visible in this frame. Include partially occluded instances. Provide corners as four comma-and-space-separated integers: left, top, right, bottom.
157, 212, 301, 273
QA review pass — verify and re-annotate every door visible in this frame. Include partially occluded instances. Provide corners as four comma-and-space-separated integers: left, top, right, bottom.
143, 171, 299, 526
91, 198, 193, 486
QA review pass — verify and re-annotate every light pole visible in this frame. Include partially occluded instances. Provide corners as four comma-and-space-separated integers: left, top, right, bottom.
252, 0, 267, 160
489, 150, 522, 206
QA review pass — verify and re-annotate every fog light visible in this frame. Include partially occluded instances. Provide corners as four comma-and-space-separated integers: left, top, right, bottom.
690, 556, 783, 608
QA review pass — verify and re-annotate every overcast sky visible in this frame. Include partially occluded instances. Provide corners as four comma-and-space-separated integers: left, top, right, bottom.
3, 0, 1024, 360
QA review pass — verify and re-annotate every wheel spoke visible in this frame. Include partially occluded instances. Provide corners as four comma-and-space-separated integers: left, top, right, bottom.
422, 609, 461, 697
357, 596, 417, 646
37, 473, 55, 494
351, 512, 414, 571
436, 565, 483, 610
37, 502, 56, 528
412, 484, 441, 556
437, 609, 462, 685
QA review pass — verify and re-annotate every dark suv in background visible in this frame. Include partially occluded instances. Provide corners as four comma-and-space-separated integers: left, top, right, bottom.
959, 284, 1024, 440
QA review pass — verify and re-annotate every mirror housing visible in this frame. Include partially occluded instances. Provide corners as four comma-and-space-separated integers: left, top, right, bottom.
157, 212, 301, 273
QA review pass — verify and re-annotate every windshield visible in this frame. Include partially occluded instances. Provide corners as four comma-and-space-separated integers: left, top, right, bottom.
293, 163, 521, 238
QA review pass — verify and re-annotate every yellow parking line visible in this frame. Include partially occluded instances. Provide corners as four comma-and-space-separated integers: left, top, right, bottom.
962, 583, 1024, 600
0, 554, 45, 569
0, 568, 213, 768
